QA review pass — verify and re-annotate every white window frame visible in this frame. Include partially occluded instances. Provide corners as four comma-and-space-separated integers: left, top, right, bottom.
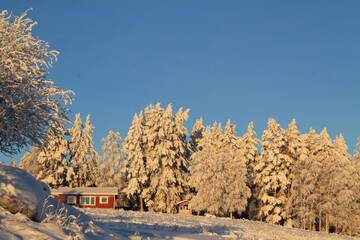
100, 196, 109, 204
66, 195, 76, 204
79, 196, 96, 206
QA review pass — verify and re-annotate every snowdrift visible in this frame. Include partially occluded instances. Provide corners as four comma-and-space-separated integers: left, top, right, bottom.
0, 164, 49, 221
0, 165, 126, 239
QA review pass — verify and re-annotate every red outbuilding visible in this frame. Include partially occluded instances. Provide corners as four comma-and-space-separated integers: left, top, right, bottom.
51, 187, 118, 209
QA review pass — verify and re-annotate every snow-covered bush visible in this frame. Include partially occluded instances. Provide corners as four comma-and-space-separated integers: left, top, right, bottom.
41, 197, 83, 239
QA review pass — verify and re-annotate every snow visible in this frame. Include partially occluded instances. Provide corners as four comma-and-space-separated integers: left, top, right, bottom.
0, 164, 50, 221
0, 165, 125, 239
0, 206, 70, 240
82, 209, 358, 240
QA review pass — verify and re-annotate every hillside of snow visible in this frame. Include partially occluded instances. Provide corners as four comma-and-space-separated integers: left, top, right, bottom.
83, 209, 359, 240
0, 165, 126, 240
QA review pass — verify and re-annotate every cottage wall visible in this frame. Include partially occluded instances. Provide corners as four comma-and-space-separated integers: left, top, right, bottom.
53, 194, 116, 209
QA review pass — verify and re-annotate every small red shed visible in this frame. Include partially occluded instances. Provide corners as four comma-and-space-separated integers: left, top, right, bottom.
51, 187, 118, 209
177, 200, 191, 214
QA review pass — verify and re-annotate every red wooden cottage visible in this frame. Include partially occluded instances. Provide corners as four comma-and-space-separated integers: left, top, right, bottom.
51, 187, 118, 209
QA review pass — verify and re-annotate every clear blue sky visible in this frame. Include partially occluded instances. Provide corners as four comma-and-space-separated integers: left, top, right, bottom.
2, 1, 360, 162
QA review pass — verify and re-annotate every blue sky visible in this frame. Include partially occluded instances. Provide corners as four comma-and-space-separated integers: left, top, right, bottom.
2, 1, 360, 162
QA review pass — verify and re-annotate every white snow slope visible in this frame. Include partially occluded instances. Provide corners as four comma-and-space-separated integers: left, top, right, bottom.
0, 165, 126, 240
83, 209, 360, 240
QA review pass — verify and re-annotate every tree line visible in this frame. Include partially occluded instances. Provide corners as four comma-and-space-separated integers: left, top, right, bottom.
19, 103, 360, 236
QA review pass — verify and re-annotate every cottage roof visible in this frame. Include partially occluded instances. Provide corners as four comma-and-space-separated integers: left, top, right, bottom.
51, 187, 118, 195
177, 200, 190, 205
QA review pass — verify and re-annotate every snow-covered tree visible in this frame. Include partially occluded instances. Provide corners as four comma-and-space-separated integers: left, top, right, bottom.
0, 10, 72, 155
334, 134, 350, 160
239, 122, 259, 219
97, 130, 126, 190
190, 117, 204, 153
125, 103, 191, 213
144, 104, 190, 213
124, 113, 147, 211
68, 114, 98, 187
36, 120, 70, 188
221, 120, 241, 150
190, 122, 250, 217
354, 137, 360, 161
19, 146, 43, 178
254, 118, 291, 224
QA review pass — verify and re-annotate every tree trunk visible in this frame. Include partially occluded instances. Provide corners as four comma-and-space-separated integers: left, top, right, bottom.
319, 209, 322, 232
325, 215, 329, 233
230, 212, 233, 219
140, 196, 144, 212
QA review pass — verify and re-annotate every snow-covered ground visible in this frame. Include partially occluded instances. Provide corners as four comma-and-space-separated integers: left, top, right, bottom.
83, 209, 359, 240
0, 206, 72, 240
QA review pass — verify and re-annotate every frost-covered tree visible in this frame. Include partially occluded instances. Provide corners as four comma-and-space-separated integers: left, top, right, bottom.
144, 104, 190, 213
68, 114, 98, 187
97, 130, 126, 190
286, 130, 314, 230
190, 125, 223, 215
124, 113, 147, 211
69, 113, 82, 162
292, 128, 355, 233
222, 120, 241, 150
190, 117, 204, 153
125, 103, 190, 213
80, 115, 98, 186
354, 137, 360, 162
254, 118, 292, 224
36, 120, 70, 188
190, 122, 250, 217
334, 134, 350, 160
19, 146, 43, 177
0, 10, 72, 155
240, 122, 259, 219
283, 119, 308, 226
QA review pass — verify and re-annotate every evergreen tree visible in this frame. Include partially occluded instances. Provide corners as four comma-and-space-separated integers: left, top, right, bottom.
254, 118, 291, 224
334, 134, 350, 160
68, 113, 83, 186
222, 120, 241, 150
354, 137, 360, 161
68, 113, 98, 187
240, 122, 259, 219
36, 120, 70, 188
144, 104, 190, 213
81, 114, 98, 186
125, 103, 191, 213
190, 118, 204, 153
284, 119, 308, 226
124, 113, 147, 211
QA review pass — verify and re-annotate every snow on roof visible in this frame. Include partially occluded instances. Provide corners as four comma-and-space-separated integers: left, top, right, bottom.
176, 200, 190, 205
51, 187, 118, 195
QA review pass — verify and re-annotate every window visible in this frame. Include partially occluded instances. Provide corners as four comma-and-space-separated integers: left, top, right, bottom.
80, 196, 95, 206
100, 196, 108, 204
66, 195, 76, 204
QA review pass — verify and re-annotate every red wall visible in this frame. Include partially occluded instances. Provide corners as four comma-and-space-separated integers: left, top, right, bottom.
53, 194, 116, 209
